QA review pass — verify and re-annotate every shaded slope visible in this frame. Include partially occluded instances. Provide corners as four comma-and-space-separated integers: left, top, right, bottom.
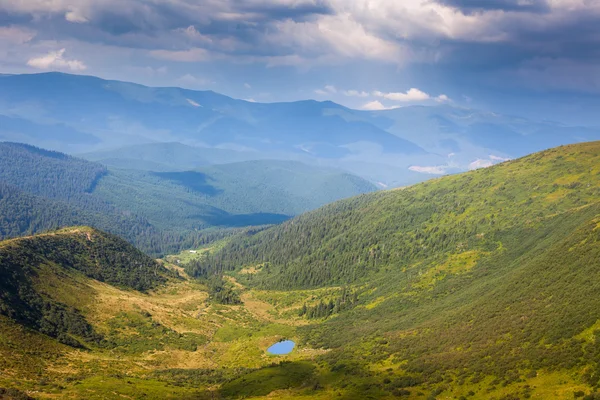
0, 142, 377, 254
0, 227, 169, 347
93, 160, 378, 230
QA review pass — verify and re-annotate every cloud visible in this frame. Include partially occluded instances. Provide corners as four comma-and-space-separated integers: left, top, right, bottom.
372, 88, 451, 103
434, 0, 550, 13
150, 48, 211, 62
344, 90, 369, 97
468, 159, 494, 170
374, 88, 431, 102
65, 10, 89, 23
409, 165, 447, 174
27, 49, 86, 71
244, 83, 252, 89
176, 74, 213, 88
186, 99, 202, 107
3, 0, 600, 100
0, 26, 36, 44
361, 100, 398, 110
314, 85, 338, 95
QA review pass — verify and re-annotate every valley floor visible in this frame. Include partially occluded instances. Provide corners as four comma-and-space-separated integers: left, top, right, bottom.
0, 260, 594, 399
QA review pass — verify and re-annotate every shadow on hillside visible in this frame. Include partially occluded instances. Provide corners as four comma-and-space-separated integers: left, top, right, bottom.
152, 171, 222, 196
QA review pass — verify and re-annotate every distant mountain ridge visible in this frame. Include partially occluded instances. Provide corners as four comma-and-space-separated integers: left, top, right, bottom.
4, 72, 598, 186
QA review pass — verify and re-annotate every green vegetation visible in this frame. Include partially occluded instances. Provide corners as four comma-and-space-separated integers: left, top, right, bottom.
2, 142, 600, 399
0, 227, 170, 348
185, 141, 600, 397
103, 311, 207, 353
0, 142, 375, 256
207, 275, 242, 305
298, 288, 358, 319
220, 361, 317, 398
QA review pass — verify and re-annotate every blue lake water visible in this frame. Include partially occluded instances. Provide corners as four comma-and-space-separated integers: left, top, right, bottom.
267, 340, 295, 355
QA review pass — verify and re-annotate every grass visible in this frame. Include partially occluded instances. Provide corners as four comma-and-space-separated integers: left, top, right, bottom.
3, 142, 600, 399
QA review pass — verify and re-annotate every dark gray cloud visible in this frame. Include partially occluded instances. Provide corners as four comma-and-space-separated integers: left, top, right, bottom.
434, 0, 550, 13
2, 0, 600, 116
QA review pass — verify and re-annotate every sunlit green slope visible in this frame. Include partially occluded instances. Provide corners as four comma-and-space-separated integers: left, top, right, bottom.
189, 141, 600, 396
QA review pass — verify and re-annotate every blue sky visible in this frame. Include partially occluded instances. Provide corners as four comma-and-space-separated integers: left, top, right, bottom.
2, 0, 600, 124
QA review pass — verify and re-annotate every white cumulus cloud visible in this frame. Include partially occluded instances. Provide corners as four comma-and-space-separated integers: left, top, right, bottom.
361, 100, 399, 110
374, 88, 431, 102
27, 48, 86, 71
344, 90, 370, 97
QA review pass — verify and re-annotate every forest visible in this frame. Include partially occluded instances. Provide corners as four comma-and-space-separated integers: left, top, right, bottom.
0, 142, 375, 257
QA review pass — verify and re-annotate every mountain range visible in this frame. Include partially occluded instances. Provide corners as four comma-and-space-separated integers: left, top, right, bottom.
2, 72, 600, 186
0, 142, 375, 255
0, 141, 599, 399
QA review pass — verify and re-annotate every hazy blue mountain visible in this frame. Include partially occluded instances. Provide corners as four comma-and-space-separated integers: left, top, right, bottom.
0, 73, 422, 156
80, 142, 280, 172
2, 73, 600, 186
357, 105, 600, 173
0, 142, 376, 246
94, 159, 377, 230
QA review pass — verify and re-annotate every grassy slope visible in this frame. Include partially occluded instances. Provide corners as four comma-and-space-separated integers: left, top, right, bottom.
188, 141, 600, 398
2, 143, 600, 399
0, 229, 340, 399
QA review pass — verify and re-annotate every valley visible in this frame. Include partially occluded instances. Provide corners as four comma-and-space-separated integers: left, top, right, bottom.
1, 142, 600, 399
2, 2, 600, 398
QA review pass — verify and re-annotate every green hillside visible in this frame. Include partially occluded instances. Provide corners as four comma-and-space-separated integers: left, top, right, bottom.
0, 142, 376, 254
0, 227, 169, 348
95, 160, 377, 230
2, 142, 600, 399
184, 141, 600, 398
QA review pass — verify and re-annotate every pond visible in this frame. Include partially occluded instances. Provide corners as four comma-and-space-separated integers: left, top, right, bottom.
267, 340, 295, 355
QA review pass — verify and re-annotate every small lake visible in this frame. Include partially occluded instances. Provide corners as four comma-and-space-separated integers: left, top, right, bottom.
267, 340, 295, 355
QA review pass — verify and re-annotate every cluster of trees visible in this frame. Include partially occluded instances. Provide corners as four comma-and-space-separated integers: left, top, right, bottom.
207, 275, 242, 305
299, 289, 358, 319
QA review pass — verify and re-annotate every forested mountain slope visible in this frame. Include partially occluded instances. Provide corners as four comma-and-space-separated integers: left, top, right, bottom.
186, 141, 600, 396
0, 142, 376, 253
195, 141, 600, 288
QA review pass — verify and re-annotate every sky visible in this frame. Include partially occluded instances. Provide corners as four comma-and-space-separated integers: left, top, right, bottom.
2, 0, 600, 125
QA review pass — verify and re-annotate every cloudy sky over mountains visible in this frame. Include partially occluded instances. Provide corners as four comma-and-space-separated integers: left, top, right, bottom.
1, 0, 600, 123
